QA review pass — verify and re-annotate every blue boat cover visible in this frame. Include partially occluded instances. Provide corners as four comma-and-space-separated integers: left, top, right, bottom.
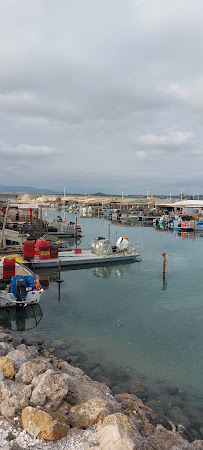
11, 276, 34, 298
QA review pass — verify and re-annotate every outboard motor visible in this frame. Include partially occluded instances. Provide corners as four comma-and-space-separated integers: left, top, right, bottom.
16, 277, 27, 302
116, 237, 129, 251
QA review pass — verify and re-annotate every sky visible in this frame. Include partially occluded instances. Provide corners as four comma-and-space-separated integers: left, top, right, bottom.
0, 0, 203, 195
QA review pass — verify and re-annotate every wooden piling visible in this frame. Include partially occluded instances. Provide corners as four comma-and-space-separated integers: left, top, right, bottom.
162, 252, 168, 275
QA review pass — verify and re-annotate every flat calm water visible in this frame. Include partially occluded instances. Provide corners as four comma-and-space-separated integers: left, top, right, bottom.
7, 212, 203, 438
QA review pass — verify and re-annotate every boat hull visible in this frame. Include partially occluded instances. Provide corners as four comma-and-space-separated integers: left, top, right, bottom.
29, 250, 141, 269
0, 289, 43, 308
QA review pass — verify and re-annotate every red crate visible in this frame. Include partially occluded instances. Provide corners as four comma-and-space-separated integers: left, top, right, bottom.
24, 241, 35, 261
74, 249, 82, 254
3, 258, 15, 279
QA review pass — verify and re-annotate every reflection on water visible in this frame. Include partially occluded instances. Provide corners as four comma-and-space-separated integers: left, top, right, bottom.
162, 275, 168, 291
93, 264, 131, 279
0, 304, 43, 331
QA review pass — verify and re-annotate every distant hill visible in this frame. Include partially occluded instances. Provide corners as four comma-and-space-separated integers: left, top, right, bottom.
0, 185, 58, 194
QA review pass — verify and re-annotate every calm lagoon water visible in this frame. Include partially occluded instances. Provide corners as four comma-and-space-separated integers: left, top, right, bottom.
9, 212, 203, 436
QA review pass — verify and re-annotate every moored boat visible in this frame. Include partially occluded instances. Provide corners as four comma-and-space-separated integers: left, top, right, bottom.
0, 257, 43, 308
22, 236, 141, 269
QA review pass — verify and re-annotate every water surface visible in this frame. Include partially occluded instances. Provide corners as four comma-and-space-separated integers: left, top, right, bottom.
9, 212, 203, 437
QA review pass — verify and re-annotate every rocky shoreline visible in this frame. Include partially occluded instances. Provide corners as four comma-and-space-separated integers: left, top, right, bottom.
0, 330, 202, 449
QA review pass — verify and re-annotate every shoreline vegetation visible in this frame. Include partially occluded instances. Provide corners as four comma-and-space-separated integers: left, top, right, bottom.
0, 330, 202, 449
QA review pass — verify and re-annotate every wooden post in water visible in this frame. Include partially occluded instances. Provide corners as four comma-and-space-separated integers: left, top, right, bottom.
162, 252, 168, 275
108, 223, 110, 240
40, 205, 43, 237
58, 259, 61, 281
75, 217, 78, 248
56, 259, 63, 283
0, 201, 10, 249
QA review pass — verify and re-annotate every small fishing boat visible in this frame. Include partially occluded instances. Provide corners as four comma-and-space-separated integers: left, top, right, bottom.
0, 257, 43, 308
47, 216, 82, 237
24, 236, 141, 269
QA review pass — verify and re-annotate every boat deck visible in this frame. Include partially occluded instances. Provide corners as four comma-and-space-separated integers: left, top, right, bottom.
28, 249, 140, 268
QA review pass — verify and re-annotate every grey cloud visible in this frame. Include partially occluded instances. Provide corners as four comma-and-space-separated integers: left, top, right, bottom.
0, 0, 203, 194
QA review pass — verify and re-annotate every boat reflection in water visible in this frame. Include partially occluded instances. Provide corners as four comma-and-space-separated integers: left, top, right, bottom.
93, 263, 132, 279
0, 303, 43, 331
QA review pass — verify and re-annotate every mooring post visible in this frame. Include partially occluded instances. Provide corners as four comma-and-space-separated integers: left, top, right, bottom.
56, 259, 63, 284
75, 217, 78, 248
58, 259, 61, 280
162, 252, 168, 275
108, 223, 110, 240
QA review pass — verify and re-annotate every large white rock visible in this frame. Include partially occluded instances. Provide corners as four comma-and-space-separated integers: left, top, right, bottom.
97, 413, 143, 450
0, 379, 31, 418
15, 358, 51, 384
30, 369, 69, 409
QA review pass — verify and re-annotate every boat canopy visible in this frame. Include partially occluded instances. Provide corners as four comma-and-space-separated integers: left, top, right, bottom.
91, 238, 113, 256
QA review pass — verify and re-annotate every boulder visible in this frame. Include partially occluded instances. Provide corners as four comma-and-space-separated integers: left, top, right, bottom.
0, 342, 14, 357
97, 413, 143, 450
22, 406, 70, 440
6, 345, 38, 371
146, 400, 164, 416
191, 441, 203, 449
129, 380, 148, 399
66, 377, 121, 416
143, 424, 191, 449
15, 344, 38, 358
69, 399, 106, 428
15, 358, 51, 384
30, 369, 69, 409
0, 357, 15, 380
115, 393, 154, 425
167, 406, 191, 428
0, 379, 31, 418
0, 333, 11, 342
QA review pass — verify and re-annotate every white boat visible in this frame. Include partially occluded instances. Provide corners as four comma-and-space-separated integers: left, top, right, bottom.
47, 216, 82, 237
0, 258, 43, 308
26, 237, 141, 269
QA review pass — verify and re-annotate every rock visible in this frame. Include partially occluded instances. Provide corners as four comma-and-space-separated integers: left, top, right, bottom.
53, 359, 85, 377
114, 392, 155, 438
97, 412, 143, 450
49, 348, 56, 354
129, 380, 148, 399
0, 342, 14, 357
90, 366, 102, 378
167, 406, 191, 428
149, 414, 173, 431
69, 399, 106, 429
58, 400, 72, 416
66, 378, 121, 415
15, 358, 51, 384
0, 333, 11, 342
0, 379, 31, 418
93, 374, 113, 387
143, 424, 192, 449
22, 406, 70, 440
192, 441, 203, 449
146, 399, 165, 416
15, 344, 38, 358
30, 369, 69, 409
0, 357, 16, 380
165, 385, 179, 396
37, 340, 43, 345
51, 339, 65, 348
111, 367, 131, 383
6, 345, 38, 371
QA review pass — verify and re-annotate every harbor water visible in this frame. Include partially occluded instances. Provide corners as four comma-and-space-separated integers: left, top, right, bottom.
8, 212, 203, 437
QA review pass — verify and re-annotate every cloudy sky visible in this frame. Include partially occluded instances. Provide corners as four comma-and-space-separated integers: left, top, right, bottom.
0, 0, 203, 195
